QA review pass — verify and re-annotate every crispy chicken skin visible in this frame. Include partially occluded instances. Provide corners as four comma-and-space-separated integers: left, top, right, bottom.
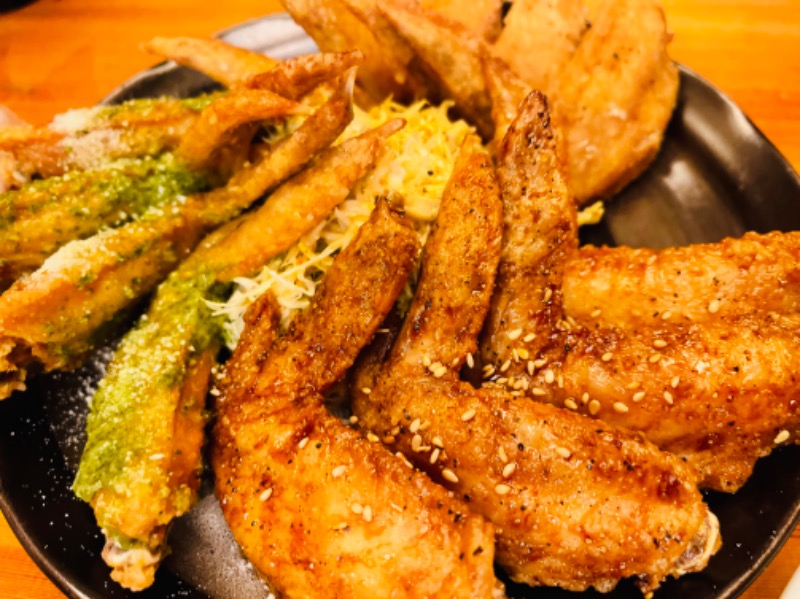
213, 201, 499, 599
563, 232, 800, 329
353, 106, 718, 594
0, 79, 353, 399
479, 87, 798, 493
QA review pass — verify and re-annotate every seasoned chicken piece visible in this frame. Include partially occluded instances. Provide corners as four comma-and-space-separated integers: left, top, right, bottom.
0, 153, 210, 289
213, 201, 499, 599
73, 107, 405, 591
557, 0, 679, 204
563, 231, 800, 329
420, 0, 504, 42
0, 79, 353, 399
492, 0, 588, 96
145, 37, 278, 88
480, 80, 799, 493
378, 1, 494, 139
354, 101, 718, 594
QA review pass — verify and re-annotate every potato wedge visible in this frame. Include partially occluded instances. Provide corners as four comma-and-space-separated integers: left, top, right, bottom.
492, 0, 588, 95
144, 37, 277, 88
557, 0, 679, 204
379, 0, 493, 138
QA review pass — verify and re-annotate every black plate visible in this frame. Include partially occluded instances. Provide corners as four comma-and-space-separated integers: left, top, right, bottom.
1, 13, 798, 599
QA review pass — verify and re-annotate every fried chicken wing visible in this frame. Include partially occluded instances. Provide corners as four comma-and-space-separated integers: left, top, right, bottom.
0, 81, 353, 399
353, 109, 718, 594
563, 231, 800, 329
479, 79, 799, 494
213, 201, 499, 598
557, 0, 679, 204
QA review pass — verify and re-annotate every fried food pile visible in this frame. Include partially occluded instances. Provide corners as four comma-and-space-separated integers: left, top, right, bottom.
282, 0, 678, 205
0, 4, 797, 597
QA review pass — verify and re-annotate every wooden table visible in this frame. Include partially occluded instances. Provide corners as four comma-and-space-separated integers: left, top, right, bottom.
0, 0, 798, 597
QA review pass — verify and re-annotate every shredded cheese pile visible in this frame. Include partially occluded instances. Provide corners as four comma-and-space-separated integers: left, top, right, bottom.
210, 99, 473, 348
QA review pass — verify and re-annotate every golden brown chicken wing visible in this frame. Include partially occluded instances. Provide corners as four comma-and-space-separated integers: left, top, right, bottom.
354, 107, 718, 594
213, 201, 500, 598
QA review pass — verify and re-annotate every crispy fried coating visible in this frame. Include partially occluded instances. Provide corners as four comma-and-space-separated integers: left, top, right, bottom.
354, 108, 717, 593
280, 0, 430, 104
563, 231, 800, 329
213, 201, 499, 598
557, 0, 679, 204
379, 0, 494, 139
0, 83, 353, 399
421, 0, 504, 42
492, 0, 588, 95
481, 55, 531, 147
144, 37, 278, 88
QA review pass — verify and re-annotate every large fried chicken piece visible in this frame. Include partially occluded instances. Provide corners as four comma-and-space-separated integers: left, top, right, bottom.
213, 201, 500, 599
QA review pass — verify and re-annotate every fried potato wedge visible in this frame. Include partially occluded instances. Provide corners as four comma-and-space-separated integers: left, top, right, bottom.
493, 0, 588, 95
557, 0, 679, 204
420, 0, 503, 42
177, 90, 303, 170
281, 0, 427, 104
379, 0, 494, 138
246, 50, 364, 100
144, 37, 277, 88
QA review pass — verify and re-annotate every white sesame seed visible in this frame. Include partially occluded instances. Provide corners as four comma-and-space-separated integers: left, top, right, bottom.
483, 365, 496, 379
466, 353, 475, 369
433, 365, 448, 378
411, 434, 423, 452
500, 359, 512, 373
649, 354, 662, 364
601, 352, 613, 362
259, 488, 273, 501
544, 369, 555, 384
671, 376, 681, 388
534, 358, 548, 368
527, 361, 535, 376
564, 398, 578, 410
351, 503, 363, 514
508, 328, 523, 341
432, 436, 444, 448
332, 465, 347, 478
442, 469, 459, 483
708, 299, 721, 314
664, 391, 674, 404
512, 349, 520, 362
591, 309, 602, 318
531, 388, 546, 396
581, 392, 590, 404
495, 484, 511, 495
349, 415, 359, 425
429, 360, 443, 372
496, 377, 508, 385
367, 433, 380, 443
517, 348, 530, 360
422, 355, 432, 367
557, 374, 564, 389
523, 333, 536, 343
626, 381, 640, 390
409, 418, 421, 433
613, 402, 629, 414
632, 391, 646, 402
662, 310, 673, 320
498, 447, 508, 463
333, 522, 349, 531
588, 400, 601, 415
653, 339, 668, 349
395, 452, 413, 468
502, 463, 517, 478
774, 430, 790, 444
298, 437, 309, 449
391, 503, 403, 512
543, 288, 553, 302
430, 448, 441, 464
555, 447, 572, 459
363, 506, 373, 522
461, 409, 476, 422
361, 387, 372, 395
514, 379, 526, 390
391, 426, 401, 436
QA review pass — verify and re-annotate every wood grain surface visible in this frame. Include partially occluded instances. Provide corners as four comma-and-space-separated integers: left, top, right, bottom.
0, 0, 798, 598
